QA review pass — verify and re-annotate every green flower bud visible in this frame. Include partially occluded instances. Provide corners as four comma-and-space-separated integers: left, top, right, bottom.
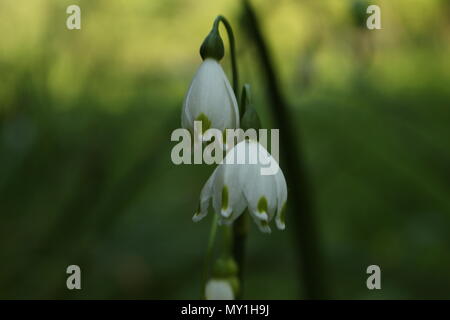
200, 24, 224, 61
241, 106, 262, 131
212, 257, 238, 278
240, 84, 261, 131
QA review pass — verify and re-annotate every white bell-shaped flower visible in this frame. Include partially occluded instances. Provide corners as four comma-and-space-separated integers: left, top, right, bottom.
205, 279, 234, 300
193, 139, 287, 233
181, 58, 240, 138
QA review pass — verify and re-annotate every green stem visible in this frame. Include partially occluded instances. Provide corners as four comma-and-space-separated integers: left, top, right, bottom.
214, 15, 239, 97
232, 212, 248, 299
201, 213, 218, 298
222, 224, 233, 258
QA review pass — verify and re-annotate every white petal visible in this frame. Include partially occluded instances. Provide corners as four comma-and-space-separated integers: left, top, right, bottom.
210, 164, 246, 224
219, 65, 240, 129
240, 141, 277, 221
192, 168, 217, 222
256, 142, 282, 221
182, 59, 239, 131
181, 84, 194, 131
274, 167, 288, 230
250, 214, 272, 234
205, 279, 234, 300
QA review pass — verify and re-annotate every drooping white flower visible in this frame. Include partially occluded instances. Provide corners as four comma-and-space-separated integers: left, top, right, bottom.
193, 139, 287, 233
181, 58, 239, 139
205, 279, 234, 300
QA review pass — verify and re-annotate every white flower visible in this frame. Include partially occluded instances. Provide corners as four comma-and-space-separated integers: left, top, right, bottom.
205, 279, 234, 300
181, 58, 239, 138
193, 139, 287, 233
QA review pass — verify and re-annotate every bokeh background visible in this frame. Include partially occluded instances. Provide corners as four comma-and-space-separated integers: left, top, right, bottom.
0, 0, 449, 299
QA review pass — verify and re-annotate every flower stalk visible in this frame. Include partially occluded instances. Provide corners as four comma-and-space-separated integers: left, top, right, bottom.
202, 214, 219, 298
212, 15, 239, 96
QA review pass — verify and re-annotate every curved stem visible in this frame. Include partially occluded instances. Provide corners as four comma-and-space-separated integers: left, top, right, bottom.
214, 15, 239, 98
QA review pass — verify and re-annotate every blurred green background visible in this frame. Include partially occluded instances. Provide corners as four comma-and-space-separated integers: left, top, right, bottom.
0, 0, 449, 299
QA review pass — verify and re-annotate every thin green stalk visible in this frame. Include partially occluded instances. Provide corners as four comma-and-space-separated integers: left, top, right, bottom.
231, 212, 248, 299
222, 224, 233, 258
201, 213, 218, 298
214, 15, 239, 97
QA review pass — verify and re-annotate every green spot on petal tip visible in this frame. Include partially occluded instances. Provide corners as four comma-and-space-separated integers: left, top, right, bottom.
257, 196, 268, 213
